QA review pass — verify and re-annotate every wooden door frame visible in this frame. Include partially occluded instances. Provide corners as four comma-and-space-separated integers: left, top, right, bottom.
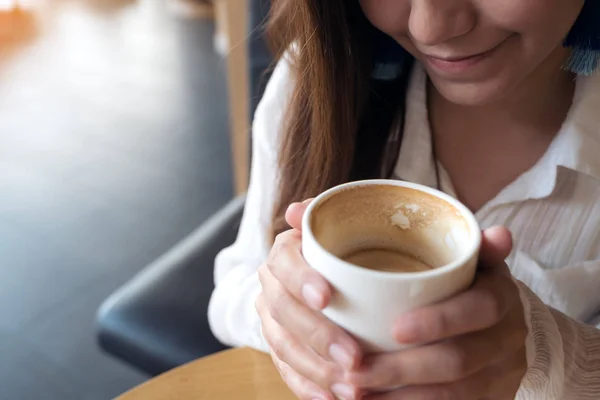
215, 0, 250, 195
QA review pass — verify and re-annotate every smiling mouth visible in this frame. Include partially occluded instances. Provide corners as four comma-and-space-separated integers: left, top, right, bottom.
420, 39, 508, 74
430, 54, 483, 62
425, 38, 508, 62
426, 47, 496, 62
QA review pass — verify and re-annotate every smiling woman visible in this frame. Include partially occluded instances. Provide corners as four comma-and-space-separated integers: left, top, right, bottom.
209, 1, 600, 399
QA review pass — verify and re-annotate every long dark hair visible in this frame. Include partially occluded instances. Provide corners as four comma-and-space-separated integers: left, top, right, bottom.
267, 0, 414, 236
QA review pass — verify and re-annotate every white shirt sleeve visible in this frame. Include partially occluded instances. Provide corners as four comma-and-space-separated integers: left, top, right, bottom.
207, 57, 294, 352
516, 282, 600, 399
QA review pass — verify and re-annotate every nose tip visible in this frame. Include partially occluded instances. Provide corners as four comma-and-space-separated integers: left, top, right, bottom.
409, 2, 476, 46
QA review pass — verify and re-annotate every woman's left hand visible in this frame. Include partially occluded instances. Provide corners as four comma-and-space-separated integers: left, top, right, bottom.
349, 227, 529, 400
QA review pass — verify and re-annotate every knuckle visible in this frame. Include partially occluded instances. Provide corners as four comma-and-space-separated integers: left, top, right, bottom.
308, 324, 335, 352
275, 359, 295, 388
372, 363, 397, 388
264, 260, 280, 283
317, 363, 338, 384
273, 231, 287, 245
277, 360, 290, 380
269, 335, 290, 360
267, 286, 290, 322
273, 231, 295, 251
267, 233, 301, 276
273, 239, 290, 254
434, 310, 452, 337
422, 308, 451, 340
445, 345, 471, 379
479, 289, 504, 324
265, 252, 278, 272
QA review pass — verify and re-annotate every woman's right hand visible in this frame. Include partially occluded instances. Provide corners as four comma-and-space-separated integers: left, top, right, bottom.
255, 201, 363, 400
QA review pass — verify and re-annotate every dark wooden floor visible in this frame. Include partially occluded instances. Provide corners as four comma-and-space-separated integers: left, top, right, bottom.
0, 1, 232, 398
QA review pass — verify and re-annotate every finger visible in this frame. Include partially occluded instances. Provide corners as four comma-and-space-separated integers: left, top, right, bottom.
393, 271, 516, 345
362, 365, 491, 400
479, 226, 513, 268
258, 296, 360, 399
266, 229, 331, 310
285, 198, 314, 231
258, 298, 347, 395
349, 320, 522, 389
259, 265, 362, 371
362, 347, 526, 400
271, 355, 336, 400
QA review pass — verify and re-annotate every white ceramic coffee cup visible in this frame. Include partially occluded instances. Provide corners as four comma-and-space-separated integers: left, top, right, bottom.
301, 179, 482, 353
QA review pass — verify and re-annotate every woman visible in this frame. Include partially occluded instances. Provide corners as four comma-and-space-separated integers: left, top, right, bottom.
209, 1, 600, 399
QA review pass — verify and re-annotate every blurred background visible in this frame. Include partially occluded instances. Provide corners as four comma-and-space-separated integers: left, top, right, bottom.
0, 0, 263, 398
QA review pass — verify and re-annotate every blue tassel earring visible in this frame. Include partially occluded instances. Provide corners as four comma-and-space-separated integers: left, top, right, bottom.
564, 0, 600, 75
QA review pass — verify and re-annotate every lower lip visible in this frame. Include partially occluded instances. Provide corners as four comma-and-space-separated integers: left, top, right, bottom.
425, 47, 497, 74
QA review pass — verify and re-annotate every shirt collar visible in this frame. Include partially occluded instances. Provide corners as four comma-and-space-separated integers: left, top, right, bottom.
489, 72, 600, 208
552, 73, 600, 180
394, 63, 600, 209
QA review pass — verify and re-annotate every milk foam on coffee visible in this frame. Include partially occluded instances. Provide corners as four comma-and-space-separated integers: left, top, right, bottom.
310, 185, 471, 273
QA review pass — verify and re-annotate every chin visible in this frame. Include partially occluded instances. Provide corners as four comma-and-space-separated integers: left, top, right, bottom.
429, 76, 516, 107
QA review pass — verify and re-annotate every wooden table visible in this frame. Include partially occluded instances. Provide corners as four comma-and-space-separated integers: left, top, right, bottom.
118, 348, 296, 400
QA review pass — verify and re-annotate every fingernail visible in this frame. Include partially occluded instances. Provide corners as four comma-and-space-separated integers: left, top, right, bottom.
329, 343, 354, 370
331, 383, 354, 400
302, 284, 323, 309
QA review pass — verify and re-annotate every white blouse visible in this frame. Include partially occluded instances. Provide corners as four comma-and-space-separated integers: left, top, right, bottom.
208, 59, 600, 399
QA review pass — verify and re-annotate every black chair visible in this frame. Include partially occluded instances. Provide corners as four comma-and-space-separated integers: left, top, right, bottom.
96, 0, 272, 376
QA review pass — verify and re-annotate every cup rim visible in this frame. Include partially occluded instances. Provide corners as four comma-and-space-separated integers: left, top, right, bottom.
301, 179, 482, 279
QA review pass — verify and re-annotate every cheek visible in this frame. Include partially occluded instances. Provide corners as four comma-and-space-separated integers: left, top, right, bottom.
359, 0, 410, 37
481, 0, 582, 29
480, 0, 584, 48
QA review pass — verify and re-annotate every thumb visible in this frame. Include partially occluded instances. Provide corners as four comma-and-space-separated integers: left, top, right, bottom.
284, 198, 314, 231
479, 226, 513, 269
